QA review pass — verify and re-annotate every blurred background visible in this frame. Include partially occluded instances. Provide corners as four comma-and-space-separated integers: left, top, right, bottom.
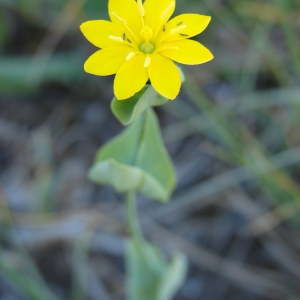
0, 0, 300, 299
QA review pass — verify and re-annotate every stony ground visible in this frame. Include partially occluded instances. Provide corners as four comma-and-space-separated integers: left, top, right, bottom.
0, 0, 300, 299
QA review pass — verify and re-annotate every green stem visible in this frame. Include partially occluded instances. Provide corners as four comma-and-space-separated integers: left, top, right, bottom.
126, 111, 149, 242
126, 191, 143, 242
129, 111, 147, 166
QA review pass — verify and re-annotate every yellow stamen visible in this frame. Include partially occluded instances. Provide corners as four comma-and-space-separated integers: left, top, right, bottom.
170, 24, 187, 35
109, 35, 124, 42
126, 52, 136, 61
160, 2, 175, 20
144, 56, 151, 67
111, 12, 127, 24
137, 0, 145, 17
111, 12, 138, 42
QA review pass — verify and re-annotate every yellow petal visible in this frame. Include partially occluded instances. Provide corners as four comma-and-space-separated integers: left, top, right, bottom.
109, 0, 143, 45
159, 39, 214, 65
80, 20, 124, 48
144, 0, 176, 37
84, 47, 133, 76
114, 54, 149, 100
148, 53, 180, 100
157, 14, 211, 44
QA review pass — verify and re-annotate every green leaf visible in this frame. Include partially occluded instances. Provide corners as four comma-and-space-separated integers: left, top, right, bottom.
0, 252, 59, 300
126, 239, 187, 300
158, 253, 188, 300
111, 85, 168, 125
0, 54, 83, 93
88, 109, 176, 201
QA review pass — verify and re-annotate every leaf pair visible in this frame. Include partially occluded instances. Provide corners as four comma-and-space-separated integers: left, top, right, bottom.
126, 239, 187, 300
88, 108, 176, 201
111, 85, 168, 126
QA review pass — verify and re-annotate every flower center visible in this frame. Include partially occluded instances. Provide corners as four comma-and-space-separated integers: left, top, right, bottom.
140, 42, 155, 54
139, 26, 155, 54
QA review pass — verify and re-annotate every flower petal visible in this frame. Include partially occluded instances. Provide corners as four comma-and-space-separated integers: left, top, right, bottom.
80, 20, 124, 48
144, 0, 176, 37
157, 14, 211, 44
159, 39, 214, 65
114, 54, 149, 100
148, 53, 180, 100
84, 47, 133, 76
109, 0, 143, 45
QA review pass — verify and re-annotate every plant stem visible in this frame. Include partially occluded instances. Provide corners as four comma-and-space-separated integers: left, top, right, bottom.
126, 111, 148, 242
130, 111, 147, 166
126, 191, 143, 243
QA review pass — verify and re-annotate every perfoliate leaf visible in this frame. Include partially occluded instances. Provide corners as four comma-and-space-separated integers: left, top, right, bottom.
111, 85, 168, 125
88, 109, 176, 201
126, 239, 187, 300
158, 253, 187, 300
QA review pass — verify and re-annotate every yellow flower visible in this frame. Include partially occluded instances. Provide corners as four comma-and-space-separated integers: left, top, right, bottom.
80, 0, 213, 100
